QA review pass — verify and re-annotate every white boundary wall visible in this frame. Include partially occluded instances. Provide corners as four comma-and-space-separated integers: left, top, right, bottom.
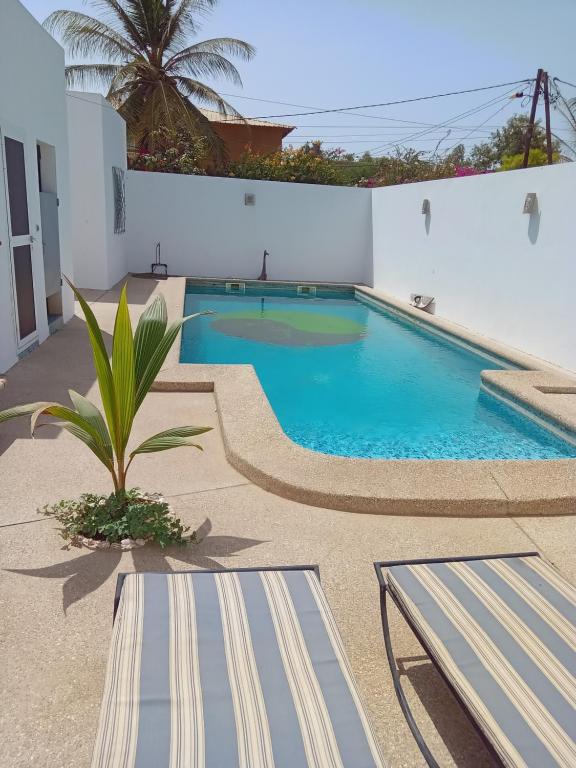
372, 163, 576, 372
125, 171, 373, 284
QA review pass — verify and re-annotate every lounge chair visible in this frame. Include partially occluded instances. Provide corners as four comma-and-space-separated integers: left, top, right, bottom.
92, 565, 386, 767
374, 552, 576, 768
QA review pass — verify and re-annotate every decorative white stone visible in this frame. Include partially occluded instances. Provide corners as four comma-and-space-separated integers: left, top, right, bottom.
135, 539, 146, 547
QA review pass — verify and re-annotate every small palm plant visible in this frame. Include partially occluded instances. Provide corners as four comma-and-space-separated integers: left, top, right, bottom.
0, 280, 211, 547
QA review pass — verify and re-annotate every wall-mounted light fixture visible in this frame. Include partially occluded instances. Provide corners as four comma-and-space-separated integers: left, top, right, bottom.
421, 198, 430, 215
523, 192, 537, 214
244, 193, 255, 206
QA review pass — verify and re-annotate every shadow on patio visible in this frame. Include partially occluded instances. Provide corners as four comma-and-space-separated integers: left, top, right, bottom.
5, 517, 266, 612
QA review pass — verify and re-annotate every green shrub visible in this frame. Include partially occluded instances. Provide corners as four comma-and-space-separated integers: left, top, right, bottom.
41, 489, 191, 547
227, 146, 342, 185
499, 148, 559, 170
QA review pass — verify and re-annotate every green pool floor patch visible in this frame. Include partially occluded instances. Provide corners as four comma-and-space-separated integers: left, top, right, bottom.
214, 310, 365, 336
212, 313, 365, 347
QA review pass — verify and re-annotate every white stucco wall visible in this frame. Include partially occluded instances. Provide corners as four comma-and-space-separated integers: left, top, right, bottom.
126, 172, 373, 284
371, 163, 576, 371
67, 92, 127, 290
0, 0, 73, 373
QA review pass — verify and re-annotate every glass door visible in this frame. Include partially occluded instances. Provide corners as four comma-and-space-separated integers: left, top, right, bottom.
1, 130, 37, 346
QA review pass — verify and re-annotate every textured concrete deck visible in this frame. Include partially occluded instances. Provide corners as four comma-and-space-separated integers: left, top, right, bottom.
1, 276, 576, 768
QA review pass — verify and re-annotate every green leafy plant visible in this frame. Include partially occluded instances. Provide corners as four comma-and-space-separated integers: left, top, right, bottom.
0, 280, 212, 544
41, 489, 190, 547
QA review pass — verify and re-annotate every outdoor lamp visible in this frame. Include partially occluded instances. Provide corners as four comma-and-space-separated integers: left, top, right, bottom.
523, 193, 537, 214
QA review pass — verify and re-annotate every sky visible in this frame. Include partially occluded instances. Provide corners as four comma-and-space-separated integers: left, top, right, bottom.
23, 0, 576, 157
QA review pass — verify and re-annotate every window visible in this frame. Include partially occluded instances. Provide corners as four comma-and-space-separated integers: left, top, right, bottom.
112, 167, 126, 234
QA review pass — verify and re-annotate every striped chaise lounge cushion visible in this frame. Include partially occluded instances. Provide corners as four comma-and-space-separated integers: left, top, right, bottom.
91, 568, 385, 768
387, 555, 576, 768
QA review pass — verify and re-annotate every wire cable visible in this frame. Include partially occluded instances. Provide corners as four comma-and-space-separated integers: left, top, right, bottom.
368, 90, 517, 156
442, 98, 515, 154
220, 92, 512, 127
248, 79, 532, 120
554, 78, 576, 90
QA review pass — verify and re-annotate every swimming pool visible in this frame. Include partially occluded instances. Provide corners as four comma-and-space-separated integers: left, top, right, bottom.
180, 282, 576, 460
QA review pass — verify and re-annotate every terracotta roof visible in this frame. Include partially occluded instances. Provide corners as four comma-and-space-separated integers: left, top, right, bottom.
199, 108, 295, 135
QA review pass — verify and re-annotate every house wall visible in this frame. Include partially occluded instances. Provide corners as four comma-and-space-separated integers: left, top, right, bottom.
67, 92, 127, 290
125, 171, 373, 284
0, 0, 73, 374
371, 162, 576, 372
211, 123, 288, 160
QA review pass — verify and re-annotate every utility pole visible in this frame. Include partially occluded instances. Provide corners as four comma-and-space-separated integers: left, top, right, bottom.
542, 71, 554, 164
522, 68, 544, 169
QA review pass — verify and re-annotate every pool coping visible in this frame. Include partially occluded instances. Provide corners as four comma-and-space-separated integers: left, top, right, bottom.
156, 276, 576, 517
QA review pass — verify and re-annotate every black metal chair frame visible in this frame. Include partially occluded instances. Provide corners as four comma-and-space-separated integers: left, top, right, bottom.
374, 551, 540, 768
113, 564, 320, 621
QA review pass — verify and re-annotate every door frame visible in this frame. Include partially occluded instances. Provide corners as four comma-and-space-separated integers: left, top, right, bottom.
0, 123, 39, 352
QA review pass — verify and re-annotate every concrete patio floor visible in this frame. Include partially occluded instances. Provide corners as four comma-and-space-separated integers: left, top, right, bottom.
1, 276, 575, 768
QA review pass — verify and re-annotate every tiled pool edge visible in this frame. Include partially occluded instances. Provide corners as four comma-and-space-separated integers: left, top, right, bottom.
155, 277, 576, 517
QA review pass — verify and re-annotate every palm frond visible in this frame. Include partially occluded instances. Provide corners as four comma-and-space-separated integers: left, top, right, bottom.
133, 295, 168, 386
161, 0, 217, 49
129, 425, 212, 457
64, 277, 120, 453
89, 0, 149, 51
44, 10, 136, 61
175, 76, 240, 116
167, 40, 254, 87
111, 284, 136, 446
65, 63, 123, 90
0, 402, 54, 424
168, 37, 255, 65
30, 403, 115, 472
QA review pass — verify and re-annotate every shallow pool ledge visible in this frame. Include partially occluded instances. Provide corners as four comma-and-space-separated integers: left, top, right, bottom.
153, 362, 576, 517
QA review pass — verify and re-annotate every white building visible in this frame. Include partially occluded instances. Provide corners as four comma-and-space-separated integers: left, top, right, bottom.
0, 0, 74, 373
66, 91, 127, 291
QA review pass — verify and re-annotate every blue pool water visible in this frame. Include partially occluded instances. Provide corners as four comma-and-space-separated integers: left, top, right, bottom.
180, 283, 576, 460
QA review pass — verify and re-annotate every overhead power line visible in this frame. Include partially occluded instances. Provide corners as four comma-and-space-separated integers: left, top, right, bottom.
369, 89, 519, 156
248, 79, 531, 120
221, 91, 510, 127
442, 98, 516, 154
554, 78, 576, 90
287, 136, 498, 145
288, 131, 494, 139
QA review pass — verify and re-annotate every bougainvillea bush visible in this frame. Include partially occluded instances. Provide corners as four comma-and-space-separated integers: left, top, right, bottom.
226, 146, 341, 185
129, 127, 208, 175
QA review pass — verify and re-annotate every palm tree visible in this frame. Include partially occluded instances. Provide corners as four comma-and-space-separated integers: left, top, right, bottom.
45, 0, 255, 163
